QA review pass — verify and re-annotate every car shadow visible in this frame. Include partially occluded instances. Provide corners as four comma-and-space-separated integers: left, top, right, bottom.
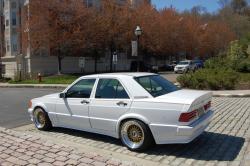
48, 128, 244, 162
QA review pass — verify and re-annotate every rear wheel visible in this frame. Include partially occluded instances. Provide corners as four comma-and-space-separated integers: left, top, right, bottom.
120, 120, 154, 151
33, 108, 52, 131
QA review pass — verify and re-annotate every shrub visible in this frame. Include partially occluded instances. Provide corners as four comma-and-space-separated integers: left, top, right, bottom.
204, 55, 231, 69
235, 59, 250, 73
177, 68, 239, 90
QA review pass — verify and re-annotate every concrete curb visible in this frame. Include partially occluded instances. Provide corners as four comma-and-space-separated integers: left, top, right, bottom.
212, 94, 250, 97
1, 84, 250, 97
0, 84, 67, 89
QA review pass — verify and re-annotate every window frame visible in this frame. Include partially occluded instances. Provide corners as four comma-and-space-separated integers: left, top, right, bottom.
65, 78, 96, 99
93, 78, 131, 100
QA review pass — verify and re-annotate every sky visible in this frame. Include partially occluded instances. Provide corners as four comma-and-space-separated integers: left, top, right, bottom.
152, 0, 221, 13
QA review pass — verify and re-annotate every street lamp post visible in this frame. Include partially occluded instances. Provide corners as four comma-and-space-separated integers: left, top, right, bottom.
135, 26, 142, 72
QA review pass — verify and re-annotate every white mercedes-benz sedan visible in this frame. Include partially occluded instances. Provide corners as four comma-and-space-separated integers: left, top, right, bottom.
28, 73, 213, 151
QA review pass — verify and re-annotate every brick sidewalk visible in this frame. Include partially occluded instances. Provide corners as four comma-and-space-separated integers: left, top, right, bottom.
0, 127, 137, 166
14, 97, 250, 166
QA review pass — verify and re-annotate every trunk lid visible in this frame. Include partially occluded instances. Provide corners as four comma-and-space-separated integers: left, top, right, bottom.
156, 89, 212, 107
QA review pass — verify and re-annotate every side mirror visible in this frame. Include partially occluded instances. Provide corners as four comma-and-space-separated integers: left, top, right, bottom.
59, 93, 66, 98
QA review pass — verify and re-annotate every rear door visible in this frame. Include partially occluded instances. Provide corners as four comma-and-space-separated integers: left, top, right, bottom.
89, 78, 132, 132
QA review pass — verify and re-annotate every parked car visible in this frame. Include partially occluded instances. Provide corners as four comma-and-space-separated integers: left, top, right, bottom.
28, 73, 213, 151
130, 61, 158, 73
174, 60, 196, 73
193, 60, 204, 69
159, 64, 174, 71
159, 61, 178, 71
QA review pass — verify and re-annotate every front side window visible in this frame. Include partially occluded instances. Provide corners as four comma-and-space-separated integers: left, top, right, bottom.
66, 79, 96, 98
135, 75, 179, 97
95, 79, 129, 99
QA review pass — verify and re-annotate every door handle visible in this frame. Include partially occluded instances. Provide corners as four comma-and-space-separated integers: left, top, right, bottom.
81, 100, 90, 104
116, 101, 127, 106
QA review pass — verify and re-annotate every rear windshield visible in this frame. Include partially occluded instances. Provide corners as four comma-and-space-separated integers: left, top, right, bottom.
178, 61, 189, 65
134, 75, 179, 97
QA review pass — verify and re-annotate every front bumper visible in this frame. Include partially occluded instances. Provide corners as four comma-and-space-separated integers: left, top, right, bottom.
149, 110, 213, 144
28, 108, 34, 121
174, 68, 187, 73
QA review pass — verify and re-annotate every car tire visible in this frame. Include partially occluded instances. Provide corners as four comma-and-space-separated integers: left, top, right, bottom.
120, 120, 154, 151
33, 108, 52, 131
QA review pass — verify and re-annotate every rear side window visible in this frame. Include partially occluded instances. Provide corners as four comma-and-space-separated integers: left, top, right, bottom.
95, 79, 129, 99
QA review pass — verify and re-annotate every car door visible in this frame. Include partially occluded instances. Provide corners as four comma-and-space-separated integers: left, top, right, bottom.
56, 78, 96, 130
89, 78, 132, 132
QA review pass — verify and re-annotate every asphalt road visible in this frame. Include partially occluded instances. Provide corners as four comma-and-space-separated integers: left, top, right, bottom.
0, 73, 179, 129
0, 88, 61, 128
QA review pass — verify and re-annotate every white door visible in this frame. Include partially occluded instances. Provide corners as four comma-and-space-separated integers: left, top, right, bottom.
56, 79, 96, 130
89, 78, 132, 132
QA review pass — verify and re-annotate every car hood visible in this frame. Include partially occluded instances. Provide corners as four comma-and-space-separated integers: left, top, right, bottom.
175, 64, 188, 68
155, 89, 212, 105
42, 93, 60, 98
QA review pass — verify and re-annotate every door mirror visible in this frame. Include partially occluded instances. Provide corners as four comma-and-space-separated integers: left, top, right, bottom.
59, 93, 66, 98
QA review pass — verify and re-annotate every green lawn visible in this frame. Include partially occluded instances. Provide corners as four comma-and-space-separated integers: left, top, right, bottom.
9, 75, 79, 84
238, 73, 250, 89
239, 73, 250, 83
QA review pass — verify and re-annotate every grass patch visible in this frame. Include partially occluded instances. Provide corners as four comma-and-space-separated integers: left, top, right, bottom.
237, 72, 250, 89
239, 73, 250, 83
9, 75, 79, 84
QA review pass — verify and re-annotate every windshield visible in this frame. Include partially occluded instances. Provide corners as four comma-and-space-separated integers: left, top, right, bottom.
178, 61, 189, 65
134, 75, 179, 97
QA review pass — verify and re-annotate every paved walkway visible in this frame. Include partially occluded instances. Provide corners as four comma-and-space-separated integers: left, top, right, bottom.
0, 127, 138, 166
14, 97, 250, 166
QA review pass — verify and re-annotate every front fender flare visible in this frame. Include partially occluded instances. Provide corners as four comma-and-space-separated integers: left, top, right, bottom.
32, 102, 48, 114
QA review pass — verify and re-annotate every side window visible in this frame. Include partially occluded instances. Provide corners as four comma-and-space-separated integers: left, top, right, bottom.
136, 77, 163, 93
95, 79, 129, 99
66, 79, 95, 98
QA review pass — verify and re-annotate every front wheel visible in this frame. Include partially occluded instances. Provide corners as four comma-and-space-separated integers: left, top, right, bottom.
120, 120, 154, 151
33, 108, 52, 131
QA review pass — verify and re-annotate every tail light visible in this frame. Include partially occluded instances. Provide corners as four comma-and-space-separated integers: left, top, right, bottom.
204, 101, 211, 110
28, 100, 32, 108
179, 110, 198, 122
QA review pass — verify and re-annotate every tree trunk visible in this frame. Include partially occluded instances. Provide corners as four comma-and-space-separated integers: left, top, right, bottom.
57, 56, 62, 75
94, 51, 97, 73
110, 48, 113, 72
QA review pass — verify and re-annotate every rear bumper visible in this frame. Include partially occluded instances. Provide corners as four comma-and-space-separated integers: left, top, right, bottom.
149, 110, 213, 144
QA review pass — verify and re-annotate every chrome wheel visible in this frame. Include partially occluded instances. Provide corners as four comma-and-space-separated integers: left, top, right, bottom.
121, 121, 145, 149
34, 108, 46, 129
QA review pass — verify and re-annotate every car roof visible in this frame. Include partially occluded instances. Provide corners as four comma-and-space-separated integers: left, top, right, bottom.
81, 72, 157, 79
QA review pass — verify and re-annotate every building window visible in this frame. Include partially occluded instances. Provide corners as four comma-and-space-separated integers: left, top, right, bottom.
12, 12, 16, 26
11, 2, 16, 9
12, 44, 17, 52
1, 64, 6, 75
12, 28, 17, 34
5, 19, 9, 26
6, 40, 10, 52
85, 0, 93, 7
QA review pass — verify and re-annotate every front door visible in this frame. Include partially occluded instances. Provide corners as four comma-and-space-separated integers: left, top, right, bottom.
89, 78, 131, 132
56, 79, 96, 130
